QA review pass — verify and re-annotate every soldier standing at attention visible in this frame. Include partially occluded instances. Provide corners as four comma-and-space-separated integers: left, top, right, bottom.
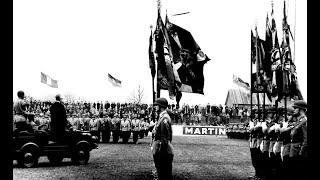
248, 109, 259, 180
101, 113, 111, 143
278, 107, 295, 179
131, 113, 141, 144
144, 118, 150, 137
253, 110, 263, 180
120, 113, 131, 144
151, 98, 174, 180
89, 113, 100, 142
289, 100, 307, 180
111, 113, 120, 143
139, 116, 146, 139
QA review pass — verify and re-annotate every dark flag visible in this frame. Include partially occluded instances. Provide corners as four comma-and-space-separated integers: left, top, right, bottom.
154, 12, 177, 99
281, 1, 303, 100
267, 8, 284, 102
263, 14, 274, 102
165, 16, 210, 95
251, 26, 265, 93
149, 28, 156, 79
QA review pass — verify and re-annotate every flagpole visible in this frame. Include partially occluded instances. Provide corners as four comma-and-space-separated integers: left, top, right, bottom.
263, 93, 266, 121
250, 31, 253, 121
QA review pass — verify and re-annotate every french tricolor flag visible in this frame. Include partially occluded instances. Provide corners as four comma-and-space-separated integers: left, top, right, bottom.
41, 72, 58, 88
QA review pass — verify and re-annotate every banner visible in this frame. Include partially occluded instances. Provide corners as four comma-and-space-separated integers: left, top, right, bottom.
183, 126, 226, 136
41, 72, 58, 88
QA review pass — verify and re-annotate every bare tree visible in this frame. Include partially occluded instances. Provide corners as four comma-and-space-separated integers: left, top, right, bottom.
127, 84, 145, 104
42, 94, 56, 102
63, 92, 77, 103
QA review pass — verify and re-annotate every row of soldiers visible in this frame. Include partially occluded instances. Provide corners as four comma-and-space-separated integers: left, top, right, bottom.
31, 111, 153, 144
226, 123, 250, 139
248, 100, 307, 180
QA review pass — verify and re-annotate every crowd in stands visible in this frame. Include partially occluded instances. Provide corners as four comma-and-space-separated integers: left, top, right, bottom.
14, 99, 250, 128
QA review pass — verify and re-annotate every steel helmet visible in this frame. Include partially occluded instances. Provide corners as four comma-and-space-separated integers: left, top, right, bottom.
292, 100, 307, 110
154, 98, 168, 108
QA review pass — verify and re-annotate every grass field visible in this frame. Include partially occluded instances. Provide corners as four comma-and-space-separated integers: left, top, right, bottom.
13, 134, 254, 180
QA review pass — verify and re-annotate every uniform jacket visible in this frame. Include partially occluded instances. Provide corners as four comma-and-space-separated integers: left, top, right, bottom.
151, 110, 173, 155
290, 115, 307, 157
120, 118, 131, 131
111, 117, 120, 131
131, 118, 141, 131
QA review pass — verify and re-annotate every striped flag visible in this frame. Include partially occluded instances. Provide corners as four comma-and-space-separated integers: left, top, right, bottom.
41, 72, 58, 88
108, 73, 121, 87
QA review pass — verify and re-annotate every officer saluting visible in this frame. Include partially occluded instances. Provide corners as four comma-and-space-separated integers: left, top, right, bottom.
151, 98, 174, 180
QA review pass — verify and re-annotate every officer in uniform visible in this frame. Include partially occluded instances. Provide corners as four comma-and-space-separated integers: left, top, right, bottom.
111, 113, 121, 143
144, 118, 150, 137
120, 113, 131, 144
13, 90, 31, 133
248, 109, 259, 179
131, 113, 141, 144
101, 113, 111, 143
151, 98, 174, 180
279, 107, 295, 179
253, 109, 264, 180
90, 113, 101, 143
139, 116, 145, 139
289, 100, 307, 180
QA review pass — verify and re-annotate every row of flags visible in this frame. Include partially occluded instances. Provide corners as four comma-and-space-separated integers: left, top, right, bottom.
149, 9, 211, 107
40, 72, 121, 88
251, 1, 303, 102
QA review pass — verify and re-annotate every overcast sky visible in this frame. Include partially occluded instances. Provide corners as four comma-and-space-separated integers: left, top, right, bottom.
13, 0, 307, 106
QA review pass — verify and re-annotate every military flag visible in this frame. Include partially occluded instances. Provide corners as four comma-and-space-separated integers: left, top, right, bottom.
41, 72, 58, 88
165, 15, 210, 95
281, 1, 303, 100
251, 26, 265, 93
149, 27, 156, 79
108, 73, 122, 87
154, 11, 177, 99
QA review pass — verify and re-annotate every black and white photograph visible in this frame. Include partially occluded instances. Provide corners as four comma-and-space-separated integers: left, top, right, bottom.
13, 0, 307, 179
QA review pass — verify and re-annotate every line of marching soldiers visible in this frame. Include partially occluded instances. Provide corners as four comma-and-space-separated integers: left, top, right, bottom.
248, 100, 307, 180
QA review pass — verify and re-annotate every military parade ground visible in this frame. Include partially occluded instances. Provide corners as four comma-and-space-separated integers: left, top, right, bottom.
13, 134, 253, 180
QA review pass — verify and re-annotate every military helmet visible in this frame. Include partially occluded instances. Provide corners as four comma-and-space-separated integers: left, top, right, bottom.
292, 100, 307, 110
154, 98, 168, 108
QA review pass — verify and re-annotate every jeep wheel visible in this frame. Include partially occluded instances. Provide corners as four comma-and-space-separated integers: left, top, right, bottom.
47, 154, 64, 165
71, 145, 90, 165
17, 146, 39, 168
